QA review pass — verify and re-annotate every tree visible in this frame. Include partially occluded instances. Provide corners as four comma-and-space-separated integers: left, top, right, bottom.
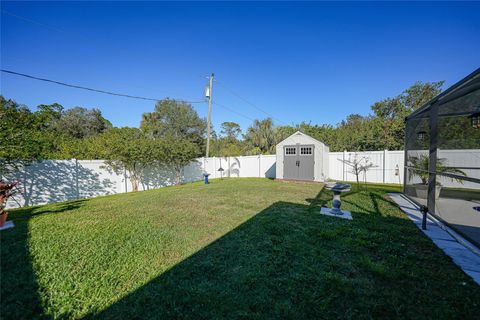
90, 128, 156, 191
0, 96, 45, 173
333, 114, 379, 151
209, 138, 243, 157
275, 125, 296, 142
140, 99, 206, 147
371, 82, 443, 120
401, 81, 444, 112
220, 122, 241, 142
156, 138, 199, 185
371, 97, 405, 120
368, 81, 444, 150
32, 103, 79, 159
244, 118, 277, 154
338, 153, 375, 188
55, 107, 112, 139
87, 128, 199, 189
202, 122, 244, 157
0, 98, 81, 169
34, 103, 64, 130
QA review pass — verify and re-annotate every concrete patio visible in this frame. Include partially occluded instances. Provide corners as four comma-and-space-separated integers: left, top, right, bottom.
389, 193, 480, 285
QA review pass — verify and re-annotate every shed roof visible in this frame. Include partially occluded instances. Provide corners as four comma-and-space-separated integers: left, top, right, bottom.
276, 131, 327, 147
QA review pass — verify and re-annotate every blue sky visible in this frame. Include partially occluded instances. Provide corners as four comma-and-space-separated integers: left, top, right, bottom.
1, 1, 479, 133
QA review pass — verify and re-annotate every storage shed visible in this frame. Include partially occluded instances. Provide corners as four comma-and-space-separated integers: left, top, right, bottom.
276, 131, 329, 182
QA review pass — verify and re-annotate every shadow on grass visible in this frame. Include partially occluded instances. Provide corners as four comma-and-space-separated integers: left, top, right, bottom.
1, 200, 86, 319
306, 184, 400, 217
81, 188, 478, 319
305, 185, 361, 210
3, 187, 480, 319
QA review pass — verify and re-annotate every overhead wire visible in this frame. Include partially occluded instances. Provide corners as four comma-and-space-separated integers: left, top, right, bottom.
1, 69, 204, 104
214, 78, 288, 125
1, 9, 64, 32
3, 69, 280, 125
212, 101, 256, 122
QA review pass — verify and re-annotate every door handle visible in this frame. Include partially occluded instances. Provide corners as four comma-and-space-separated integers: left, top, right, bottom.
296, 160, 300, 167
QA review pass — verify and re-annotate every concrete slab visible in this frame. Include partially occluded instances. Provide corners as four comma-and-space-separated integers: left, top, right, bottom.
407, 195, 480, 246
0, 220, 14, 231
423, 226, 456, 242
389, 193, 480, 285
320, 207, 352, 220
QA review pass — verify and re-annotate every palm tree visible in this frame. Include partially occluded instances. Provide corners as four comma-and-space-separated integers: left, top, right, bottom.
244, 118, 277, 154
408, 154, 466, 185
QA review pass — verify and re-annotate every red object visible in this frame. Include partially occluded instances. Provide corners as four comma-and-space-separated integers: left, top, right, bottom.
0, 180, 18, 227
0, 212, 8, 227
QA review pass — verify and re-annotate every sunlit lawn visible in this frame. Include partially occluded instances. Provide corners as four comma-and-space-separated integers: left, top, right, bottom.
1, 178, 479, 319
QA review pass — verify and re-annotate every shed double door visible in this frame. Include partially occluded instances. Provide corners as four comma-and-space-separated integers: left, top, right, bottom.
283, 145, 315, 181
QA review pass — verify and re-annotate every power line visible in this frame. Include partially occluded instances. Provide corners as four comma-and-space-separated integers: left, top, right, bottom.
213, 101, 256, 122
2, 69, 278, 124
215, 79, 288, 125
1, 69, 205, 104
1, 10, 64, 33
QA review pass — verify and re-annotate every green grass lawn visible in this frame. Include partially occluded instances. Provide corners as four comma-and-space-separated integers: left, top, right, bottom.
1, 178, 479, 319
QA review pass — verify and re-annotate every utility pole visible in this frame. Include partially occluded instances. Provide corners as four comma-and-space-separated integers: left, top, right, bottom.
205, 73, 214, 158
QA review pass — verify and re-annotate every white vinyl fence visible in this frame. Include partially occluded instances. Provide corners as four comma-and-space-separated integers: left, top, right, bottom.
328, 149, 480, 188
4, 149, 478, 208
203, 155, 277, 180
433, 149, 480, 189
328, 150, 405, 185
2, 155, 276, 209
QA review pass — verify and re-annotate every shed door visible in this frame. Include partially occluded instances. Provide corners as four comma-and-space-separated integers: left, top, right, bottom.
298, 145, 315, 181
283, 145, 315, 181
283, 146, 298, 179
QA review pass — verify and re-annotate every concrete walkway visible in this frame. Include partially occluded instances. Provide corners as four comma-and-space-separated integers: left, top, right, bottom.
389, 193, 480, 285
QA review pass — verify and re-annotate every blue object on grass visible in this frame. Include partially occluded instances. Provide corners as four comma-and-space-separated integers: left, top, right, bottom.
203, 173, 210, 184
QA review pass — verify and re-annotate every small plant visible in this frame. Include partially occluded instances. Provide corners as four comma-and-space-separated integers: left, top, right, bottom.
0, 180, 19, 226
338, 153, 375, 189
408, 154, 466, 185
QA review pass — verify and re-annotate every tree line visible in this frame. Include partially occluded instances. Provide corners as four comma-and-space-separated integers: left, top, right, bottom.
209, 80, 444, 155
0, 80, 443, 187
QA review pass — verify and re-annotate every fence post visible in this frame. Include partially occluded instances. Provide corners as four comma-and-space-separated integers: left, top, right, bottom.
75, 159, 79, 200
383, 150, 387, 184
259, 154, 262, 177
228, 157, 231, 177
213, 157, 216, 178
343, 150, 347, 181
124, 167, 128, 193
23, 163, 29, 207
